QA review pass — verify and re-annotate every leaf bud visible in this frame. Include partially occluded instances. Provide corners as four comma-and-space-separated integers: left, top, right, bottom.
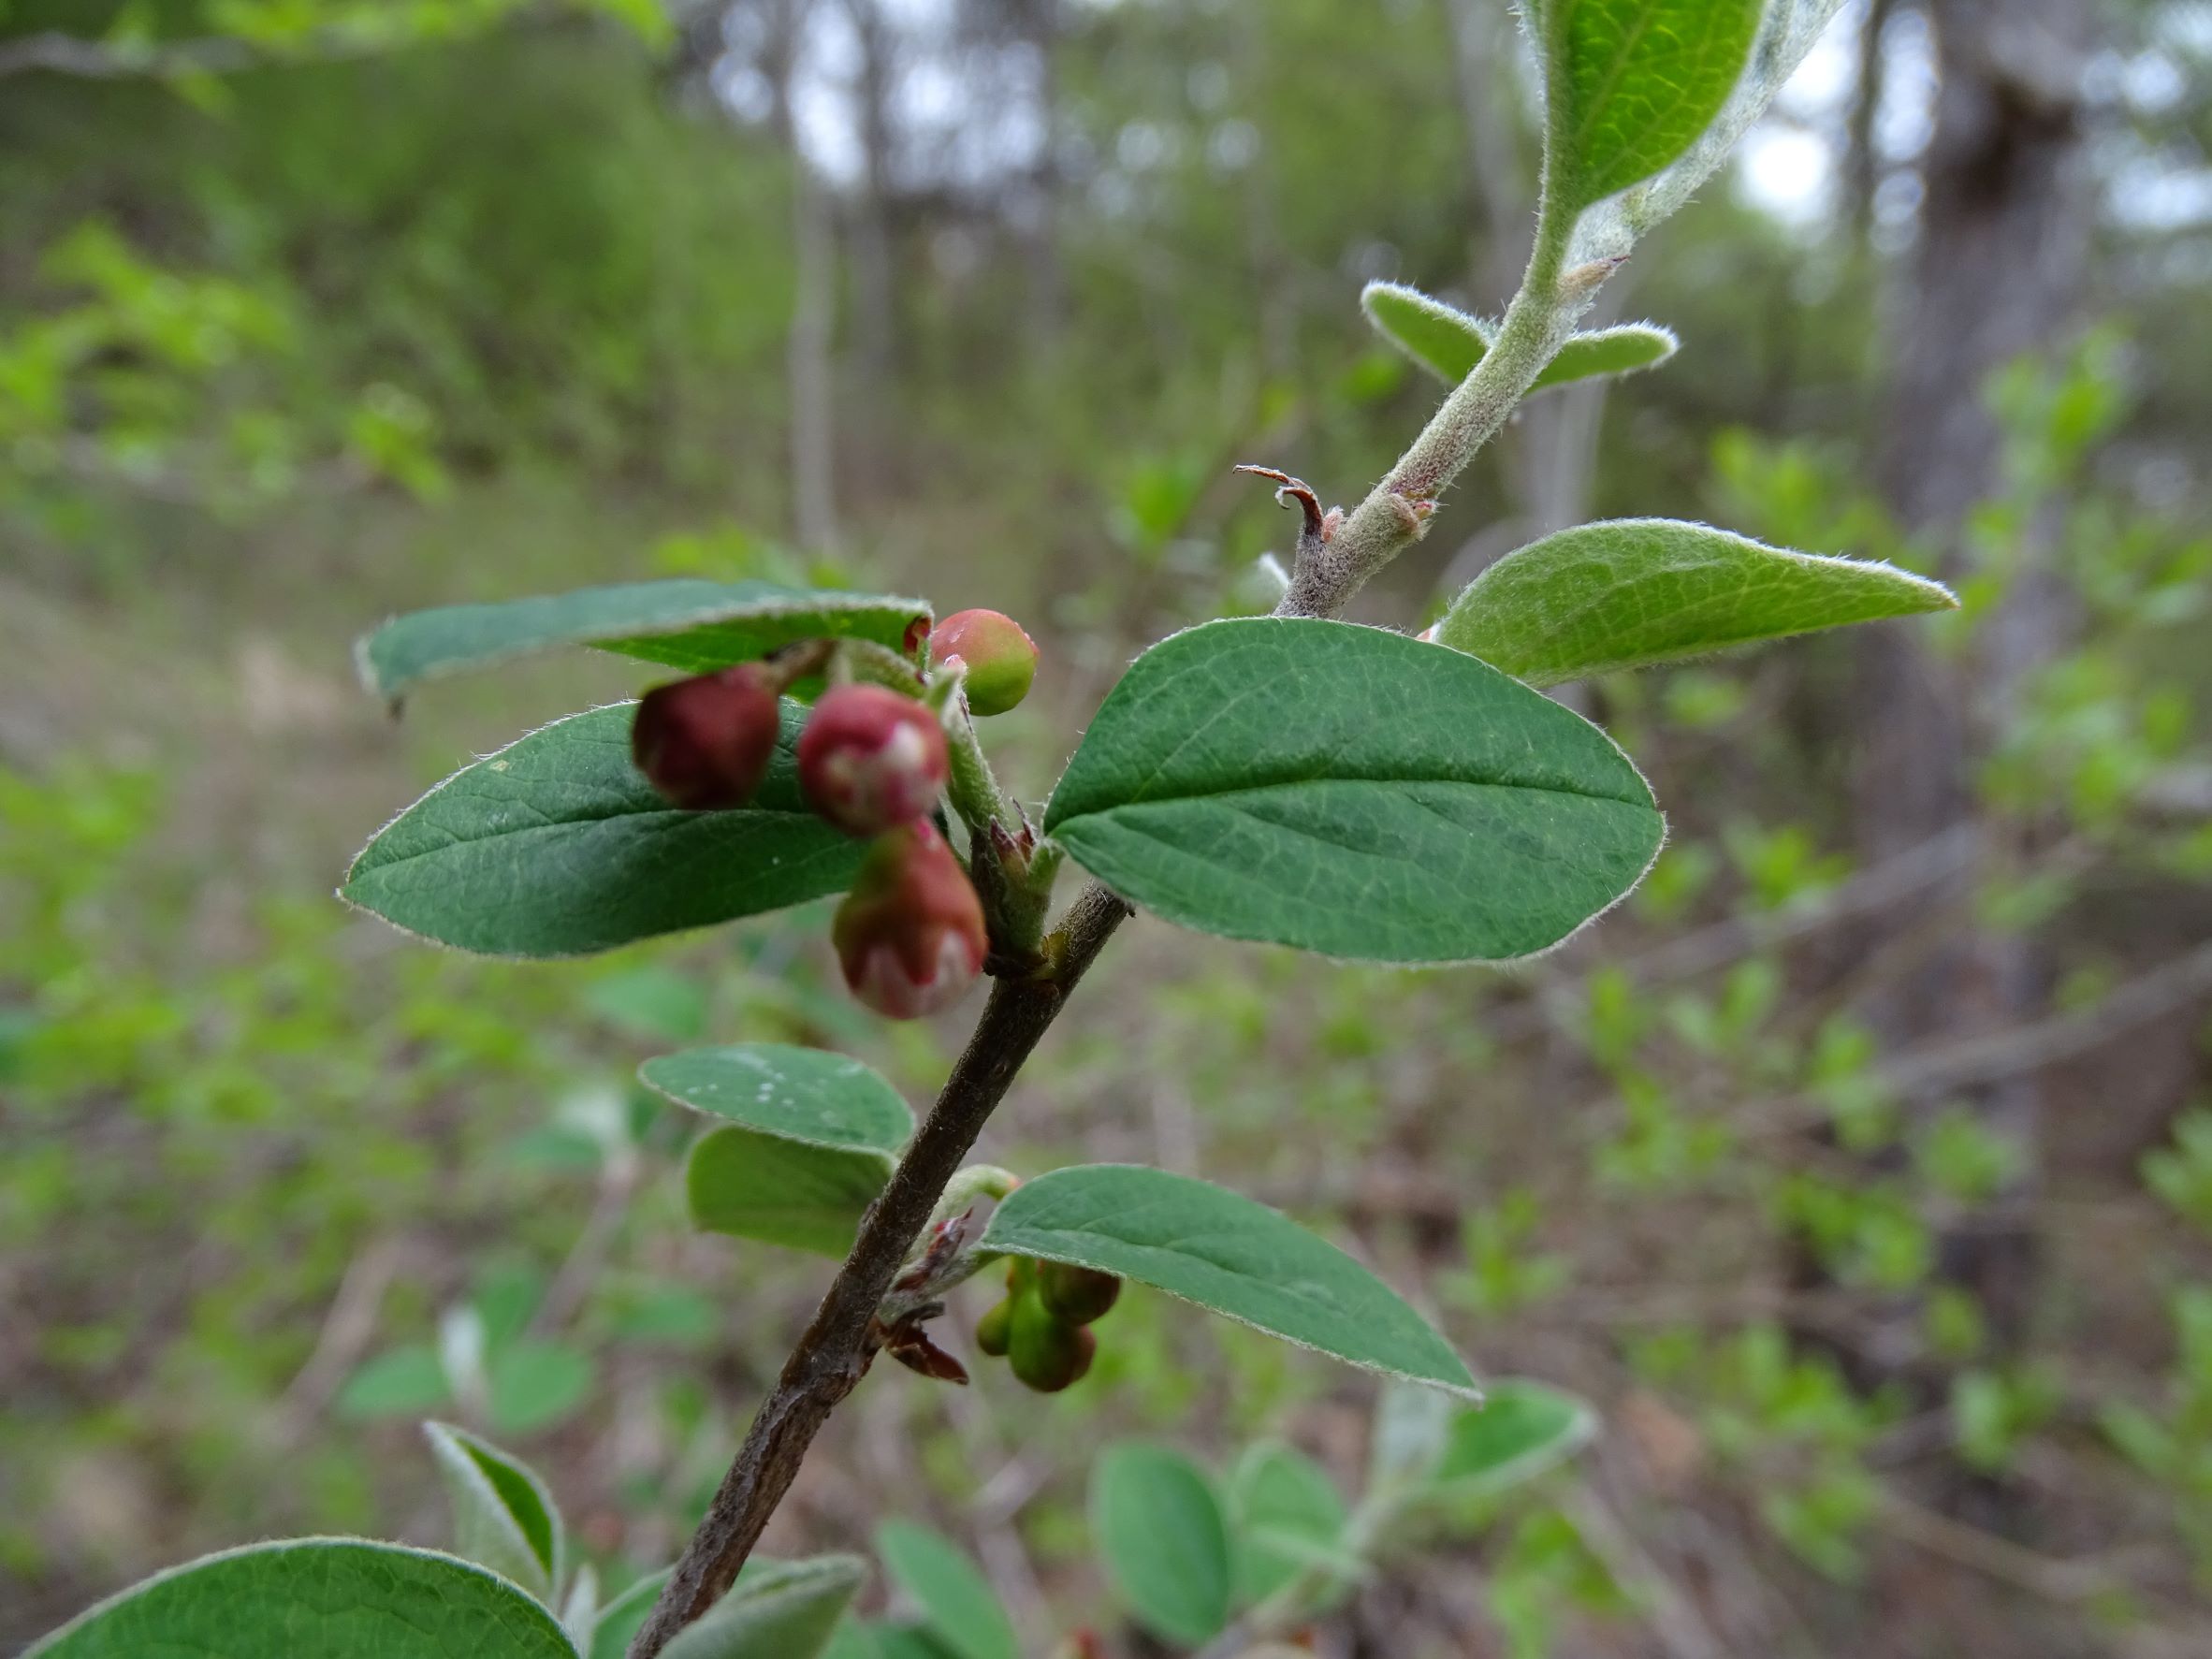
831, 823, 987, 1019
797, 684, 951, 836
931, 609, 1039, 717
631, 663, 782, 810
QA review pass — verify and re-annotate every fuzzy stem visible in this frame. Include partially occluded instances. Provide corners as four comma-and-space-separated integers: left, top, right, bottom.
1281, 194, 1600, 618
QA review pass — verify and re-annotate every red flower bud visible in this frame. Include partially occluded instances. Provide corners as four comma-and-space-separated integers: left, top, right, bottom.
797, 684, 950, 836
832, 823, 987, 1019
931, 609, 1039, 717
631, 664, 781, 810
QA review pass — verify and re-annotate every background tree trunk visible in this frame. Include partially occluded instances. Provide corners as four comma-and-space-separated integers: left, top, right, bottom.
1849, 0, 2092, 1358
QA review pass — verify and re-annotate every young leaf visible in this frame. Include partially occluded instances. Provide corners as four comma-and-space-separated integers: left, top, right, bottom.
1545, 0, 1765, 211
1090, 1444, 1234, 1645
424, 1421, 567, 1599
686, 1128, 897, 1259
642, 1044, 913, 1156
1570, 1, 1853, 261
343, 702, 861, 958
1433, 518, 1958, 687
1228, 1443, 1353, 1610
589, 1569, 671, 1659
1430, 1380, 1598, 1497
980, 1164, 1479, 1397
357, 579, 929, 702
1361, 284, 1677, 391
27, 1539, 580, 1659
662, 1555, 869, 1659
873, 1523, 1018, 1659
1042, 618, 1663, 964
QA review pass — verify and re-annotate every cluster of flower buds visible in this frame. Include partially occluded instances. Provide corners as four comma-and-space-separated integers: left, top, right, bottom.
632, 610, 1037, 1020
973, 1257, 1120, 1392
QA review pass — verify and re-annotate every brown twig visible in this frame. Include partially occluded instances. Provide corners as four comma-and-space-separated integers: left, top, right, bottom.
626, 882, 1133, 1657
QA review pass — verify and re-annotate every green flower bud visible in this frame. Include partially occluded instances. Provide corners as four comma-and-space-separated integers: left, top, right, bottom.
932, 609, 1039, 717
974, 1297, 1013, 1359
1007, 1288, 1094, 1393
1038, 1262, 1121, 1326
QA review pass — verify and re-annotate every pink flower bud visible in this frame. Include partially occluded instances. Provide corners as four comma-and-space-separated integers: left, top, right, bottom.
797, 684, 951, 836
832, 823, 987, 1019
931, 609, 1039, 717
631, 664, 782, 810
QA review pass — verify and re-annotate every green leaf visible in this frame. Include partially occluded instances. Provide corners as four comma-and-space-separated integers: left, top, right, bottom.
1434, 519, 1958, 688
873, 1523, 1016, 1659
357, 579, 929, 701
343, 702, 862, 958
336, 1344, 453, 1419
1546, 0, 1765, 211
980, 1164, 1478, 1397
1228, 1443, 1352, 1610
424, 1421, 567, 1599
662, 1556, 869, 1659
1430, 1380, 1598, 1497
1090, 1444, 1234, 1645
1042, 618, 1663, 964
486, 1340, 595, 1437
28, 1539, 580, 1659
861, 1629, 963, 1659
589, 1570, 670, 1659
643, 1044, 913, 1156
686, 1128, 897, 1259
1361, 284, 1677, 391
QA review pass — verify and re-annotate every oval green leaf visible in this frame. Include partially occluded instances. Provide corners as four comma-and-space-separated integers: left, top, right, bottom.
662, 1556, 867, 1659
1547, 0, 1765, 211
424, 1421, 566, 1599
357, 579, 929, 701
873, 1523, 1016, 1659
1090, 1444, 1234, 1645
1361, 284, 1677, 391
1228, 1442, 1353, 1610
980, 1164, 1479, 1397
686, 1128, 896, 1259
1431, 1379, 1598, 1497
1041, 618, 1663, 964
343, 702, 861, 958
1434, 518, 1959, 688
28, 1538, 580, 1659
643, 1044, 913, 1155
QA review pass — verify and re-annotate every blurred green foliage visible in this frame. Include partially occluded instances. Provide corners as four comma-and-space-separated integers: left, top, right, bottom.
3, 1, 2210, 1655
